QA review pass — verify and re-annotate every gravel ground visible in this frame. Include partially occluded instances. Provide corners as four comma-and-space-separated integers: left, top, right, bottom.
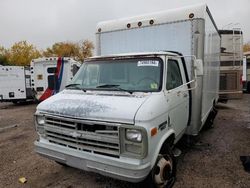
0, 95, 250, 188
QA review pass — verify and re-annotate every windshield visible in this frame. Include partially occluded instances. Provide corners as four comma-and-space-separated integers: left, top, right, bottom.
70, 58, 163, 93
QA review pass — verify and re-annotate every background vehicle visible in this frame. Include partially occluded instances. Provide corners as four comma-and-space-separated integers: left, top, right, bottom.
34, 4, 220, 187
0, 57, 80, 103
0, 66, 33, 103
219, 28, 243, 100
30, 57, 80, 101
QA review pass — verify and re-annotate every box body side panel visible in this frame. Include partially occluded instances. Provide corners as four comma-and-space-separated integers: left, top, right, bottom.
201, 11, 220, 125
0, 66, 27, 100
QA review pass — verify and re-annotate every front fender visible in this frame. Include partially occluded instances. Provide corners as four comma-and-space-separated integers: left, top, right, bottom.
150, 129, 175, 169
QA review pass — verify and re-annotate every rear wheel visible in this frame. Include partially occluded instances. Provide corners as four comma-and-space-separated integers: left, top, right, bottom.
204, 105, 218, 129
247, 81, 250, 93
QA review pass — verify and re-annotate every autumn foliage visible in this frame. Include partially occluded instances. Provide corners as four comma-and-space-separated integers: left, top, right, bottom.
42, 40, 94, 61
0, 40, 94, 66
243, 43, 250, 52
7, 41, 41, 66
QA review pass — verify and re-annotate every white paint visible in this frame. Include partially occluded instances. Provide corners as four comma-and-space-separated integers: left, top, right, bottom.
37, 90, 150, 124
97, 4, 207, 33
0, 66, 27, 100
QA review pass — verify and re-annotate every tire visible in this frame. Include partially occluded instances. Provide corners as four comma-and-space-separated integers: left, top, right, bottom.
247, 81, 250, 93
55, 161, 68, 167
204, 106, 218, 129
144, 145, 176, 188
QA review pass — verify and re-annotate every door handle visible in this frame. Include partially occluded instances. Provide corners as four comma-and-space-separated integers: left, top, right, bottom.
183, 93, 188, 98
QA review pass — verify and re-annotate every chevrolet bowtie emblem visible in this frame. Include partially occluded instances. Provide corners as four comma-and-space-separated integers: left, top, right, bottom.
69, 131, 81, 138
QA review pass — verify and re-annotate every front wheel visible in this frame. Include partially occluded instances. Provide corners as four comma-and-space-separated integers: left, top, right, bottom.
144, 145, 176, 188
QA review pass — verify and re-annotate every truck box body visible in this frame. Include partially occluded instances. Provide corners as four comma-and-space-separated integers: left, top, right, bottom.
243, 51, 250, 92
30, 57, 80, 101
219, 29, 243, 99
96, 4, 220, 135
0, 66, 33, 102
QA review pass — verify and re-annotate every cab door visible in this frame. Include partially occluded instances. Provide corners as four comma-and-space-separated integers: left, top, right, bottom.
165, 57, 189, 139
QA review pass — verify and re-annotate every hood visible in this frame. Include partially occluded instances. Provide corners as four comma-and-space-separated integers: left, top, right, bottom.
37, 90, 149, 124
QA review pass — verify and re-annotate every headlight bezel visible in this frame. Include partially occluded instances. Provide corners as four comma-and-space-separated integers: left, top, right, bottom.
119, 126, 148, 159
34, 113, 46, 136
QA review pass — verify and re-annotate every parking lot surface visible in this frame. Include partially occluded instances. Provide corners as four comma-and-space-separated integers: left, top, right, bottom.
0, 95, 250, 188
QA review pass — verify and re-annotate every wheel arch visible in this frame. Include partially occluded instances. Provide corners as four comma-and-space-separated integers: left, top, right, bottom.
150, 129, 175, 169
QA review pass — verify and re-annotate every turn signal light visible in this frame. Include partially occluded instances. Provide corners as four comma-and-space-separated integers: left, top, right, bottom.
151, 127, 158, 137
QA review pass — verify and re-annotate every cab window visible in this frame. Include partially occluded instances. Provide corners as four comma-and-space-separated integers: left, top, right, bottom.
166, 59, 183, 90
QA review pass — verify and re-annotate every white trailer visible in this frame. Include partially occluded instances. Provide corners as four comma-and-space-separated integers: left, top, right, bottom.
30, 57, 80, 101
0, 66, 33, 103
34, 4, 220, 187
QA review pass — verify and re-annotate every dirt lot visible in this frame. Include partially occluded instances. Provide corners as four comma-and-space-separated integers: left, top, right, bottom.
0, 95, 250, 188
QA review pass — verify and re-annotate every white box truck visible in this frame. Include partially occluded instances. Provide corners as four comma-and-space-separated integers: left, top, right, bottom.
0, 66, 33, 103
30, 57, 80, 101
34, 4, 220, 187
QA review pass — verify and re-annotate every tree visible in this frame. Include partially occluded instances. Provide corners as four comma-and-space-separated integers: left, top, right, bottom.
243, 43, 250, 52
7, 41, 41, 66
0, 46, 9, 65
43, 42, 79, 57
78, 40, 94, 61
43, 40, 94, 62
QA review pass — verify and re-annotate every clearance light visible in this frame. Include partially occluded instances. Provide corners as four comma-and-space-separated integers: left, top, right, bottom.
189, 13, 194, 19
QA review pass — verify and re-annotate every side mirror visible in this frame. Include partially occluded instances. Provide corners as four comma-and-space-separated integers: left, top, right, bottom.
194, 59, 203, 76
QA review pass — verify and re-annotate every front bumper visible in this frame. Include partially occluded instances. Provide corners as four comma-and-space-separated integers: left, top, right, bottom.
35, 140, 151, 183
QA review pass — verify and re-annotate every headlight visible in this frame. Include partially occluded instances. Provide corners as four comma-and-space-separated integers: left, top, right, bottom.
120, 127, 148, 159
36, 115, 45, 125
126, 129, 142, 142
35, 114, 46, 136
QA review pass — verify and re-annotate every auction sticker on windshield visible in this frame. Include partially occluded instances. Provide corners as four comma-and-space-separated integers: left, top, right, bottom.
138, 60, 159, 67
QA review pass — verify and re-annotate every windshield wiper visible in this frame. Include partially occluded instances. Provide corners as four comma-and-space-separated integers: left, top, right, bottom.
96, 84, 133, 94
65, 84, 86, 92
65, 83, 81, 88
96, 84, 120, 88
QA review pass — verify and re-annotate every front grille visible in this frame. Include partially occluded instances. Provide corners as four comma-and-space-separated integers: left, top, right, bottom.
44, 115, 120, 158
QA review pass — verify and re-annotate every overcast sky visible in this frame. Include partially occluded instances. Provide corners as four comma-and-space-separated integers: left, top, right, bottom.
0, 0, 249, 51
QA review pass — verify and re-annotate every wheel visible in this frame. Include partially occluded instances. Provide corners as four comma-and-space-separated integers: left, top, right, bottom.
247, 81, 250, 93
204, 106, 218, 129
55, 161, 68, 167
144, 145, 176, 188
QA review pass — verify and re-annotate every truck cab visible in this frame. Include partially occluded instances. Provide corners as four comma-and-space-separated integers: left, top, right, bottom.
35, 52, 192, 186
